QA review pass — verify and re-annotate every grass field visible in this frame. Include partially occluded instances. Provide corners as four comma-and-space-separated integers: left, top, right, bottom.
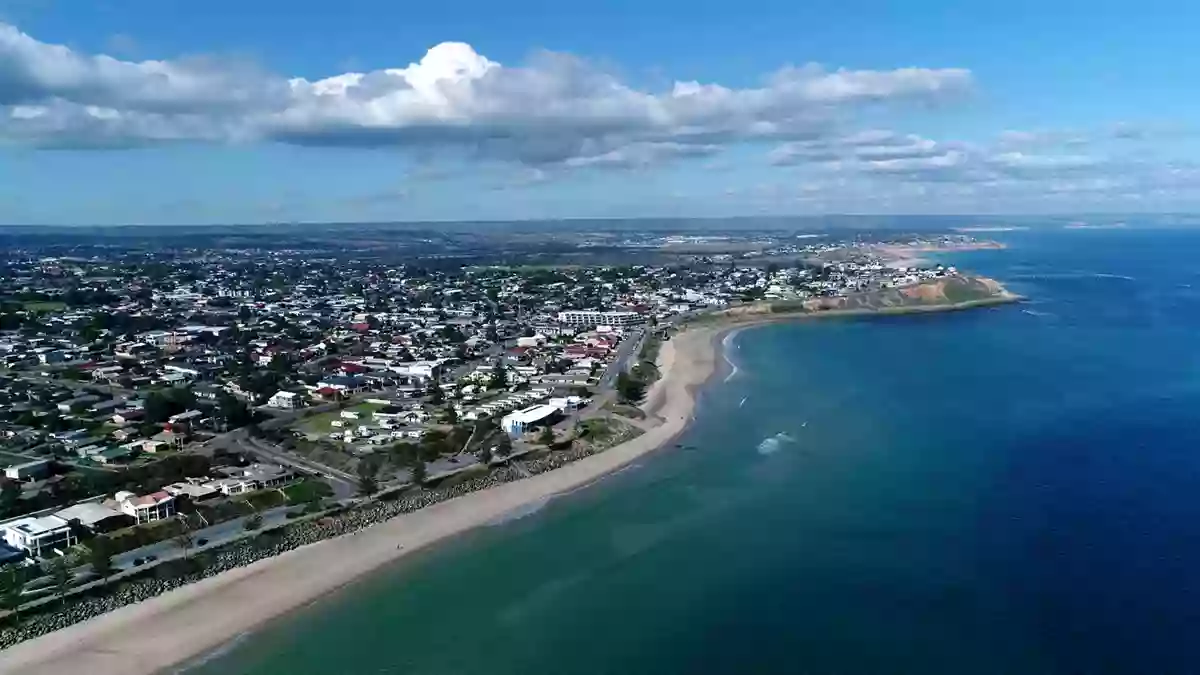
21, 300, 67, 312
299, 402, 387, 438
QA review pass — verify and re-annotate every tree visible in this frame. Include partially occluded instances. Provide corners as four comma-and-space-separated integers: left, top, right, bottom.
89, 537, 114, 581
443, 405, 459, 424
616, 372, 646, 404
0, 479, 20, 519
538, 426, 555, 446
46, 557, 71, 605
496, 433, 513, 458
426, 378, 444, 404
410, 459, 427, 485
174, 514, 198, 558
0, 565, 25, 614
357, 457, 379, 496
489, 361, 508, 389
478, 444, 493, 465
244, 511, 264, 531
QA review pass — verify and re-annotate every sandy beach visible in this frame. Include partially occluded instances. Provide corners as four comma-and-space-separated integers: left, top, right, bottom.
0, 326, 721, 675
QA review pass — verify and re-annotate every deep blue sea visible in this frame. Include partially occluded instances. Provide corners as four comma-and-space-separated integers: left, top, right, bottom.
193, 228, 1200, 675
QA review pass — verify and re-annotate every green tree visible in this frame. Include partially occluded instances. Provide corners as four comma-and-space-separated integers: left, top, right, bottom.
356, 457, 379, 496
89, 537, 114, 581
174, 514, 198, 558
443, 405, 458, 424
496, 433, 513, 458
615, 372, 646, 403
0, 479, 21, 519
410, 459, 427, 485
426, 378, 444, 404
244, 511, 264, 531
46, 557, 72, 605
478, 444, 493, 465
0, 565, 25, 613
538, 425, 555, 446
489, 361, 508, 389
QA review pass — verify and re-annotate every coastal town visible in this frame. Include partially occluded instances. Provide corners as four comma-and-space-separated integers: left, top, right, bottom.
0, 225, 1012, 657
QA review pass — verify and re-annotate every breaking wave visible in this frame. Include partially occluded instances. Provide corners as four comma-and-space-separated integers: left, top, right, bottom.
756, 432, 796, 456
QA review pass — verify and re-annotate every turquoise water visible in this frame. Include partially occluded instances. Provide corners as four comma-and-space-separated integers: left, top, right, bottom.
192, 229, 1200, 674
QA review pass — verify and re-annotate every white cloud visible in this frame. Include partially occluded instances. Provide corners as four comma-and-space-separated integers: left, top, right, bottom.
0, 21, 972, 164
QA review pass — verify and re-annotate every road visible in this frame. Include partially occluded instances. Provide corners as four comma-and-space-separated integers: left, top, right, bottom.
601, 328, 647, 389
109, 505, 294, 570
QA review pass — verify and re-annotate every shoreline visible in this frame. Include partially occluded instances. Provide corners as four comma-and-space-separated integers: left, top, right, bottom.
0, 287, 1020, 675
0, 326, 723, 675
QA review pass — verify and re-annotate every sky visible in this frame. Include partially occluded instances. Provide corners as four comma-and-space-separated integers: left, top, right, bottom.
1, 0, 1199, 225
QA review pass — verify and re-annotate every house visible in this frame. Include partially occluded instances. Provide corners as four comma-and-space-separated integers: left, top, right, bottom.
138, 439, 169, 454
93, 446, 138, 465
317, 375, 367, 393
241, 463, 297, 488
151, 430, 185, 450
168, 410, 204, 425
54, 502, 130, 532
57, 394, 101, 413
0, 515, 76, 558
111, 409, 145, 425
202, 477, 256, 496
267, 391, 304, 409
112, 490, 176, 524
4, 459, 51, 482
162, 480, 220, 501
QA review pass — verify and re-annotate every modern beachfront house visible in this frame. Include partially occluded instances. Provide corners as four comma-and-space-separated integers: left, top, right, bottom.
0, 514, 77, 558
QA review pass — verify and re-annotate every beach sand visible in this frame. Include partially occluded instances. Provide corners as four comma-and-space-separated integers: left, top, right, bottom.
0, 326, 721, 675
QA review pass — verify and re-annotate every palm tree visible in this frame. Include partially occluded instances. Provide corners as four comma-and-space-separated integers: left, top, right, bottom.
174, 514, 198, 558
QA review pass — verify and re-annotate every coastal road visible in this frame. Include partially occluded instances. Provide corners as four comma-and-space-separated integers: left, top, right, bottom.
601, 328, 646, 389
108, 506, 295, 570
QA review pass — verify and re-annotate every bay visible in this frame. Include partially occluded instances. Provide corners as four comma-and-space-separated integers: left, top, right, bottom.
191, 228, 1200, 675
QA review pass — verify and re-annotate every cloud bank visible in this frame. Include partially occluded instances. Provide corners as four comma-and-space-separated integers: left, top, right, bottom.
0, 22, 971, 165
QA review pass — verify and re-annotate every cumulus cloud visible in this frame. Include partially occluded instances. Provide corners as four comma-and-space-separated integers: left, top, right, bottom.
0, 22, 972, 164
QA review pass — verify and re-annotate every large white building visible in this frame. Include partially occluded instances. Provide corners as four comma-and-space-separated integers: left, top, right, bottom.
0, 515, 77, 557
556, 310, 644, 328
501, 403, 563, 437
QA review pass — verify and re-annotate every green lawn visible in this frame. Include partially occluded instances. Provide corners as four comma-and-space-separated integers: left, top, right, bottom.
22, 300, 67, 313
299, 402, 387, 437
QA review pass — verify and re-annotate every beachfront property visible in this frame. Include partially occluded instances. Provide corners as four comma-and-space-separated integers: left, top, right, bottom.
556, 310, 644, 328
0, 514, 77, 558
112, 490, 177, 524
54, 502, 130, 532
501, 403, 563, 437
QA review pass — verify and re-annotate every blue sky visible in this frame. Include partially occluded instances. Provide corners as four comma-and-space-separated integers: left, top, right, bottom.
1, 0, 1198, 224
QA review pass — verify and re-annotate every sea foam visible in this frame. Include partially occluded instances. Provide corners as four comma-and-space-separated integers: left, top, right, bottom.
756, 432, 796, 456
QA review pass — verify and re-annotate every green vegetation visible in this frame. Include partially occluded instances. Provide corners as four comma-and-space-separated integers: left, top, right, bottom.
88, 538, 114, 581
615, 371, 646, 404
21, 300, 67, 313
282, 479, 334, 504
299, 401, 386, 438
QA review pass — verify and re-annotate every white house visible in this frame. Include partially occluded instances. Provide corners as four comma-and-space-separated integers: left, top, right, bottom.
0, 515, 77, 557
113, 490, 176, 524
267, 391, 304, 409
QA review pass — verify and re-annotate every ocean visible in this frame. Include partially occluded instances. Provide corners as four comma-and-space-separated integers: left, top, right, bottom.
190, 228, 1200, 675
